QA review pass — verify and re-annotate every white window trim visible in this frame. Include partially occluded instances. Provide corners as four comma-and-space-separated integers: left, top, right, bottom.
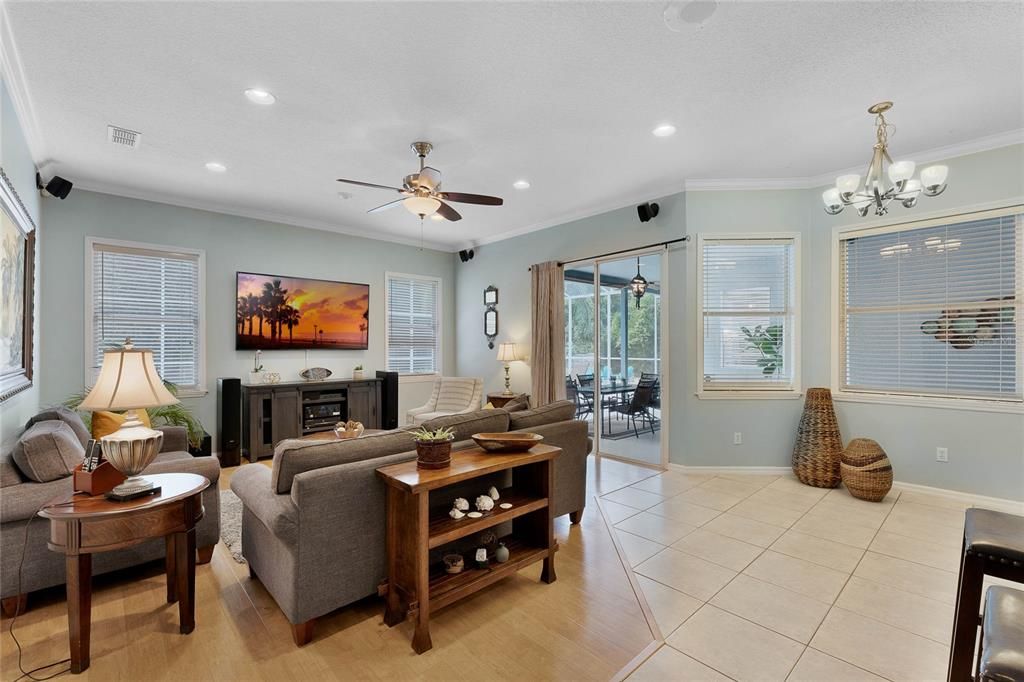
384, 271, 443, 378
695, 232, 802, 399
828, 202, 1024, 414
84, 236, 207, 397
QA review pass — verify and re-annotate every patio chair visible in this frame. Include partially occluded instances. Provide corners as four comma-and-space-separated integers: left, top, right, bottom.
566, 376, 592, 419
640, 372, 661, 409
611, 376, 659, 438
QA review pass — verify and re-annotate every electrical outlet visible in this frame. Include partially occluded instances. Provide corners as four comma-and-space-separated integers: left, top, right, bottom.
936, 447, 949, 463
733, 432, 743, 445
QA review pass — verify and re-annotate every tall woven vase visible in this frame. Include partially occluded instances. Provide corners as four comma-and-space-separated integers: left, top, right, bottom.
792, 388, 842, 488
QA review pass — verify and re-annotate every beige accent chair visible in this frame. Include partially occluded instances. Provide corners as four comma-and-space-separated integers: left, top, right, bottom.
406, 376, 483, 425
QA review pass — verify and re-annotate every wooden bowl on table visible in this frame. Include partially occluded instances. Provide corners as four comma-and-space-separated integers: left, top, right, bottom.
471, 432, 544, 453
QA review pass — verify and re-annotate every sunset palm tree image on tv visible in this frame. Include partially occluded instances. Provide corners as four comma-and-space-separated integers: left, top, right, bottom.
236, 272, 369, 350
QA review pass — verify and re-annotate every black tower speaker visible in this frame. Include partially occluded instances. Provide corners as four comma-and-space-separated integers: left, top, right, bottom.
376, 370, 399, 429
217, 377, 242, 467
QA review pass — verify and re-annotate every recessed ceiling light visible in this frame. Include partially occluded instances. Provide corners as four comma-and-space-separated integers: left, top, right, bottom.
652, 124, 677, 137
205, 162, 227, 173
513, 179, 531, 190
244, 88, 276, 105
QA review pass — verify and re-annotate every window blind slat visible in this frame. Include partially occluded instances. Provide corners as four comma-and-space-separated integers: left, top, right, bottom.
840, 212, 1020, 401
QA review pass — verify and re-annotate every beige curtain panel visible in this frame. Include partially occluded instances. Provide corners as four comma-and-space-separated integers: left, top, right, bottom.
530, 261, 566, 407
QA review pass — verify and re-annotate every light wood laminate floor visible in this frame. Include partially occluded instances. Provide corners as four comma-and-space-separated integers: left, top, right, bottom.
1, 458, 659, 681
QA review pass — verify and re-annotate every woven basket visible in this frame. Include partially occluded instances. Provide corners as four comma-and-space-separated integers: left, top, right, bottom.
841, 438, 893, 502
792, 388, 842, 488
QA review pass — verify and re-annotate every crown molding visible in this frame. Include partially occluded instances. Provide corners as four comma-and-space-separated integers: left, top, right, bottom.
455, 177, 687, 251
71, 180, 454, 253
0, 4, 46, 167
683, 177, 811, 192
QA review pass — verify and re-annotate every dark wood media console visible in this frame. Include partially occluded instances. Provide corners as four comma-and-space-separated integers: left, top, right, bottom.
241, 378, 382, 461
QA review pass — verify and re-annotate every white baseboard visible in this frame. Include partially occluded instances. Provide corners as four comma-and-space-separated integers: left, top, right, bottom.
667, 463, 1024, 513
668, 463, 792, 476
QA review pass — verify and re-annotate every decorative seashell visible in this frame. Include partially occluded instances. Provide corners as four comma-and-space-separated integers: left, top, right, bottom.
475, 495, 495, 511
488, 486, 500, 501
466, 511, 483, 518
449, 507, 465, 520
499, 503, 513, 510
453, 497, 469, 511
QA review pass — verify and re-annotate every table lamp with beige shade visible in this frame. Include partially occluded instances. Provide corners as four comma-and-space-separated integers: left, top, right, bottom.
496, 342, 523, 396
79, 339, 179, 497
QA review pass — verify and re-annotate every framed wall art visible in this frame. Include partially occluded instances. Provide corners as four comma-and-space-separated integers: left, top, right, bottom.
0, 169, 36, 402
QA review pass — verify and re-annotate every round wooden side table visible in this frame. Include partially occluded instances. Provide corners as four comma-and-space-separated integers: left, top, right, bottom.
38, 473, 209, 674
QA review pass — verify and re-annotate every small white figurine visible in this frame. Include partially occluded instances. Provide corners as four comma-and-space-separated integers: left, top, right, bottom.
475, 548, 488, 564
475, 495, 495, 512
453, 497, 469, 511
488, 486, 500, 501
449, 507, 465, 520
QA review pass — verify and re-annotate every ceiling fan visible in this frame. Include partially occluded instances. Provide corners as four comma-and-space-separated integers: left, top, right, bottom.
337, 141, 503, 222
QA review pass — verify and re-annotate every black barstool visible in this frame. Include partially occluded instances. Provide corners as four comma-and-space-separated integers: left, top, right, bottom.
948, 508, 1024, 681
976, 586, 1024, 681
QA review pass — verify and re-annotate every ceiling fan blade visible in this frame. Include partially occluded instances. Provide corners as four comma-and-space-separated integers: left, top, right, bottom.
336, 178, 405, 192
367, 198, 405, 214
417, 166, 442, 191
435, 201, 462, 221
440, 192, 504, 206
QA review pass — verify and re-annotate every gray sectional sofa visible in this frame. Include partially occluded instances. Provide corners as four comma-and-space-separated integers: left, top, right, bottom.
231, 400, 590, 645
0, 408, 221, 615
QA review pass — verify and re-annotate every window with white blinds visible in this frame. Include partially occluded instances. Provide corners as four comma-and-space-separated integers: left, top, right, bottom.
700, 237, 798, 391
386, 273, 441, 375
839, 209, 1022, 402
88, 239, 204, 392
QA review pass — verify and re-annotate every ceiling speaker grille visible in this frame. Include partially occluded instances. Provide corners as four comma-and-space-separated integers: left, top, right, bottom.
107, 125, 141, 149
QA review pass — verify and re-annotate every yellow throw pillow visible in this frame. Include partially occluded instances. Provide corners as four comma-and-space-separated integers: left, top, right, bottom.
91, 410, 152, 439
483, 402, 495, 410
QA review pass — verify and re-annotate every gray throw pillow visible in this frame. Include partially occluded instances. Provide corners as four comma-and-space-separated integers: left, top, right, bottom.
25, 406, 91, 449
12, 421, 85, 483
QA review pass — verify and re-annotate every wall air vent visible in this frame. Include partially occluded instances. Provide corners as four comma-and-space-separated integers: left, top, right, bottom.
107, 125, 141, 149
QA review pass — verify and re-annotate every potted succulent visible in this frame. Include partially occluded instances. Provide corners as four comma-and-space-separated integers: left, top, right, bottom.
352, 364, 365, 380
413, 426, 456, 469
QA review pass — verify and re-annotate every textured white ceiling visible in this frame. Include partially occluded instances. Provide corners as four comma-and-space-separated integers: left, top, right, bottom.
5, 1, 1023, 250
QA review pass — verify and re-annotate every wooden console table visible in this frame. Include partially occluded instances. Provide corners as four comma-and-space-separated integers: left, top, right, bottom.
376, 444, 561, 653
38, 473, 209, 674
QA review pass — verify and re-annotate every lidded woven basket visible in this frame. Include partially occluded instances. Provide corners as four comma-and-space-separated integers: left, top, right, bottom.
792, 388, 842, 488
841, 438, 893, 502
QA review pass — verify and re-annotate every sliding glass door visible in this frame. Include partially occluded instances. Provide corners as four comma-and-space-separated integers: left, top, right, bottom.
564, 250, 666, 467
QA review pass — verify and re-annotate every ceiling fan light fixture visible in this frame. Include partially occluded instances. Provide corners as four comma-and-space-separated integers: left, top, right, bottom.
403, 196, 441, 217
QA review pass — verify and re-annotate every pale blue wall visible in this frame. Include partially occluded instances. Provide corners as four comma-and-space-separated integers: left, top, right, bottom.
38, 190, 456, 433
456, 145, 1024, 500
0, 78, 42, 451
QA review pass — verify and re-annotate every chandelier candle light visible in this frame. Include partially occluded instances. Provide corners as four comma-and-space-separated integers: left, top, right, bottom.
79, 339, 179, 498
822, 102, 948, 218
496, 342, 522, 395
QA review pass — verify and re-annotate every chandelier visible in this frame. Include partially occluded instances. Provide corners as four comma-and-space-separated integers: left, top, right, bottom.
822, 102, 948, 217
629, 257, 648, 309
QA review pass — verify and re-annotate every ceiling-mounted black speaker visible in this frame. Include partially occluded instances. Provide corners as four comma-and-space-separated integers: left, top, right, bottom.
36, 173, 73, 200
459, 248, 475, 262
637, 202, 660, 223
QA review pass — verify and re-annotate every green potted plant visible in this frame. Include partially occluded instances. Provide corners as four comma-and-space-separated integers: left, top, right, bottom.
413, 426, 455, 469
741, 324, 784, 377
352, 364, 365, 380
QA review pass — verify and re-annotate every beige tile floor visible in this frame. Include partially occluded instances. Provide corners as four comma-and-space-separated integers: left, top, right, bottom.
608, 469, 993, 682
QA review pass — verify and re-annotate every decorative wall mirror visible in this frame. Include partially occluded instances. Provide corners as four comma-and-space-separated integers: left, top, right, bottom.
483, 285, 498, 306
484, 306, 498, 349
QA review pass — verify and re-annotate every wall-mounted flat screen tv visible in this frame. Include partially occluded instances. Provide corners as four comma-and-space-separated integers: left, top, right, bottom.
236, 272, 369, 350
